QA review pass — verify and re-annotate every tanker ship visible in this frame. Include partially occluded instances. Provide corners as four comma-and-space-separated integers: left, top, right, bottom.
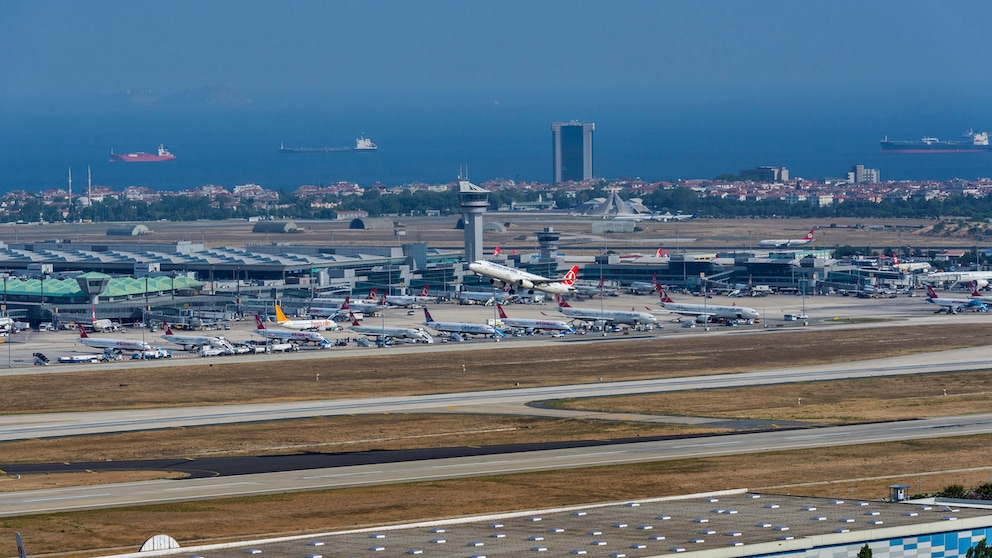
109, 145, 177, 162
880, 130, 991, 153
279, 136, 377, 153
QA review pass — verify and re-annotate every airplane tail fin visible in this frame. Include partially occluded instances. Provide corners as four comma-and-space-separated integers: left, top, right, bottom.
805, 228, 815, 241
926, 285, 938, 299
274, 304, 289, 323
16, 532, 26, 558
892, 253, 899, 267
656, 248, 667, 258
77, 323, 88, 338
162, 320, 173, 335
365, 288, 377, 300
419, 285, 429, 297
492, 245, 501, 257
423, 308, 434, 322
349, 312, 360, 326
341, 296, 350, 310
657, 286, 674, 303
561, 265, 579, 286
254, 314, 266, 330
497, 304, 508, 319
378, 294, 387, 306
597, 276, 604, 289
556, 294, 571, 308
91, 305, 97, 324
973, 282, 982, 297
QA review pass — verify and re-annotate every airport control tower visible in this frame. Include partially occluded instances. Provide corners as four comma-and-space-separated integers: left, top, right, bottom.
536, 227, 560, 263
458, 176, 490, 263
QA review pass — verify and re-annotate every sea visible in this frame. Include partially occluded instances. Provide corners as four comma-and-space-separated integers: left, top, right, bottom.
2, 97, 991, 194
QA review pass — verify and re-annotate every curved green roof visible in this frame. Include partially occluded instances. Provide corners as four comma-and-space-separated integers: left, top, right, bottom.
0, 276, 204, 300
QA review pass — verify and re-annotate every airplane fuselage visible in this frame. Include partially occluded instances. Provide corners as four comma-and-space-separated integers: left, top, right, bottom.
558, 306, 656, 325
468, 260, 576, 295
661, 301, 760, 321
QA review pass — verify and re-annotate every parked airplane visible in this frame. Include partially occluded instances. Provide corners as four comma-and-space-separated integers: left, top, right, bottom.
346, 294, 388, 314
467, 260, 579, 295
574, 276, 613, 297
422, 308, 504, 338
274, 304, 337, 330
657, 287, 761, 322
385, 285, 435, 307
554, 295, 657, 326
254, 314, 330, 344
76, 323, 151, 352
89, 306, 115, 331
161, 321, 233, 351
926, 270, 992, 290
925, 285, 988, 313
970, 284, 992, 304
628, 272, 659, 294
758, 227, 815, 248
347, 312, 433, 343
496, 304, 573, 332
458, 289, 516, 305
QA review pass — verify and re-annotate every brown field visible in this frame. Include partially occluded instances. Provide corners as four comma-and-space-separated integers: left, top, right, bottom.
3, 323, 992, 557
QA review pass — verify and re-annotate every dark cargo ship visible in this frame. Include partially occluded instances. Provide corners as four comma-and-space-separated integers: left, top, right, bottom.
279, 136, 377, 153
881, 130, 991, 153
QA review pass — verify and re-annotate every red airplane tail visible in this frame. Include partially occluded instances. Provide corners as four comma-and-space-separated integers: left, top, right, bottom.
341, 297, 350, 310
972, 282, 982, 297
561, 265, 579, 286
162, 320, 174, 335
492, 245, 501, 257
657, 286, 674, 303
77, 323, 89, 338
419, 285, 430, 297
556, 294, 572, 308
597, 276, 605, 289
254, 314, 266, 330
656, 248, 668, 258
497, 304, 508, 319
349, 312, 361, 326
804, 228, 815, 241
365, 288, 377, 301
423, 308, 435, 322
925, 285, 938, 299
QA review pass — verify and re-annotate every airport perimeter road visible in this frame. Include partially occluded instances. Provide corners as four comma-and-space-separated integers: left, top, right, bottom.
1, 344, 990, 442
2, 412, 992, 517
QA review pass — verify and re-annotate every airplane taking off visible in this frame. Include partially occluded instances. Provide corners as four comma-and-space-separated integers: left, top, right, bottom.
161, 321, 233, 351
496, 304, 573, 332
657, 287, 760, 322
76, 323, 151, 352
925, 285, 988, 313
346, 312, 433, 343
467, 260, 579, 295
254, 314, 330, 344
385, 285, 435, 307
274, 304, 337, 330
554, 295, 657, 326
422, 308, 504, 338
758, 227, 815, 248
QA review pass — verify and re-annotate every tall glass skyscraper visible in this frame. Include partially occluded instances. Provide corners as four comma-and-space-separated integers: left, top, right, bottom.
552, 121, 594, 184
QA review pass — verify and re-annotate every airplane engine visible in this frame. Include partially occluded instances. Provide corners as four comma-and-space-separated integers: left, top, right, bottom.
517, 279, 535, 290
977, 280, 989, 289
695, 315, 710, 324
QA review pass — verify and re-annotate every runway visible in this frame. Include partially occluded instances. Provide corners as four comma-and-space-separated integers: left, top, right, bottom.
2, 413, 991, 517
1, 344, 988, 442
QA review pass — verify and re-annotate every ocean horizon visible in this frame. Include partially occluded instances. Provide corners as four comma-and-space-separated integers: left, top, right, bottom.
2, 99, 991, 194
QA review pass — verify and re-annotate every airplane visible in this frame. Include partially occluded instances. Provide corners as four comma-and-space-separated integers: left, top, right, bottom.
925, 285, 989, 314
628, 272, 659, 294
254, 314, 330, 344
161, 321, 233, 351
657, 286, 761, 322
758, 227, 815, 248
274, 304, 338, 330
458, 288, 517, 305
76, 323, 151, 352
346, 294, 388, 314
553, 295, 658, 326
574, 276, 614, 297
925, 270, 992, 290
970, 283, 992, 304
496, 304, 573, 332
654, 211, 696, 222
346, 312, 433, 343
89, 305, 115, 331
422, 308, 504, 338
385, 285, 435, 307
467, 260, 579, 295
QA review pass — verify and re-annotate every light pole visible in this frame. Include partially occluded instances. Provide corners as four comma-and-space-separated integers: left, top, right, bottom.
801, 276, 808, 326
4, 275, 9, 368
701, 272, 708, 331
142, 276, 148, 347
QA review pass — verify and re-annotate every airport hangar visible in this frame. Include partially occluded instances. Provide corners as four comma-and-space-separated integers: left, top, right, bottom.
104, 489, 992, 558
0, 236, 915, 327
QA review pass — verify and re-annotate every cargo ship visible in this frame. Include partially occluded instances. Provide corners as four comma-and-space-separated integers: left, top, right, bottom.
109, 145, 177, 162
279, 136, 377, 153
880, 130, 991, 153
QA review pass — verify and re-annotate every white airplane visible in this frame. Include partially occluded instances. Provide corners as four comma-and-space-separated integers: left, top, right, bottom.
628, 272, 659, 294
554, 295, 657, 326
346, 312, 433, 343
274, 304, 337, 330
926, 270, 992, 290
347, 293, 389, 314
970, 284, 992, 304
574, 276, 610, 297
254, 314, 330, 344
657, 287, 761, 323
422, 308, 504, 338
160, 321, 233, 351
467, 261, 579, 295
76, 323, 151, 352
385, 285, 435, 307
496, 304, 573, 332
758, 227, 815, 248
458, 288, 516, 305
89, 306, 114, 331
925, 285, 989, 313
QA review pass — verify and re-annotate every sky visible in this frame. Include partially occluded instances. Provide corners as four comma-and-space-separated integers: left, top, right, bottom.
2, 1, 990, 110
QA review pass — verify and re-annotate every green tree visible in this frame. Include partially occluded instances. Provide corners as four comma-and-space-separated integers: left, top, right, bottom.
966, 538, 992, 558
937, 484, 968, 498
858, 543, 872, 558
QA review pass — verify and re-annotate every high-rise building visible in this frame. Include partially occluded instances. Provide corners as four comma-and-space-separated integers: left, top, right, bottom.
552, 121, 594, 184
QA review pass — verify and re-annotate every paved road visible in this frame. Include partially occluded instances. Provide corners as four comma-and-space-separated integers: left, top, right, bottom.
2, 344, 988, 442
2, 413, 991, 517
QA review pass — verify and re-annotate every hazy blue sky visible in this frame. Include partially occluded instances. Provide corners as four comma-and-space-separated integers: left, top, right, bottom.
2, 1, 989, 109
